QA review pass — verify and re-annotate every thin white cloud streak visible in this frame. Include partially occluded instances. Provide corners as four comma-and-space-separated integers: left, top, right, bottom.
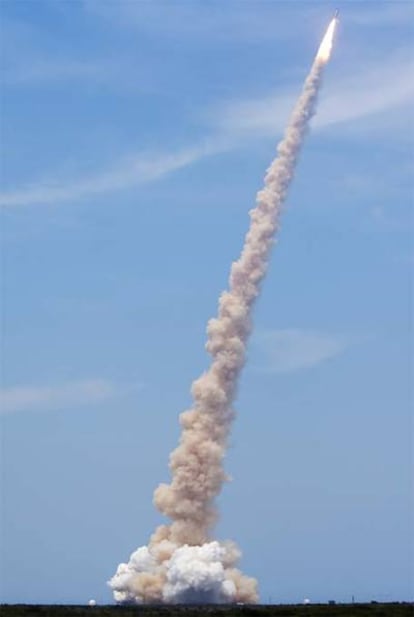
370, 204, 413, 233
1, 53, 154, 92
0, 140, 230, 208
2, 50, 412, 209
84, 1, 414, 42
1, 379, 118, 414
213, 52, 414, 138
1, 59, 111, 86
253, 329, 350, 374
345, 3, 414, 27
5, 4, 412, 89
83, 0, 312, 43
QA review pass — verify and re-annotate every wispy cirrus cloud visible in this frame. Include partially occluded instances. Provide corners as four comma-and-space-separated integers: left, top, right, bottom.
83, 1, 414, 43
2, 10, 412, 210
1, 58, 113, 87
1, 13, 149, 91
212, 50, 414, 139
0, 378, 134, 414
2, 48, 412, 210
0, 140, 230, 208
370, 203, 413, 233
83, 0, 312, 44
344, 2, 414, 27
253, 329, 351, 374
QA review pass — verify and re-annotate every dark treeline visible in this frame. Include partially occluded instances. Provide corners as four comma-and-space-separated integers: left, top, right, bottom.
1, 603, 413, 617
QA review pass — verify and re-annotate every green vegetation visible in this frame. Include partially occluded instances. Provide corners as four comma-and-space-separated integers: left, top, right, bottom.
1, 604, 412, 617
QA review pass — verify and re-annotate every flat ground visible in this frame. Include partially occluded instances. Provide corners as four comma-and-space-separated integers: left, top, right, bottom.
1, 604, 412, 617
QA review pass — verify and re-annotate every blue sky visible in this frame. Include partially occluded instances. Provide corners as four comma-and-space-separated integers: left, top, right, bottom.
1, 0, 413, 606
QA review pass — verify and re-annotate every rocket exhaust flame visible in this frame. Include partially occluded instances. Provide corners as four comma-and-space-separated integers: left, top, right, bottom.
109, 18, 337, 605
316, 17, 338, 62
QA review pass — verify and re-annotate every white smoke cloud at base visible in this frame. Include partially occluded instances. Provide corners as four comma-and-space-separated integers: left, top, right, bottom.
110, 540, 256, 605
109, 19, 336, 605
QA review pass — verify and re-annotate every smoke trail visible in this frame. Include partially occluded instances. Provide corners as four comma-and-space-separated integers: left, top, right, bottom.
109, 19, 337, 605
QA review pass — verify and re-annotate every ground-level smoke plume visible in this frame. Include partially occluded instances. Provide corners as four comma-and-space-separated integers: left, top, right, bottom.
109, 17, 337, 604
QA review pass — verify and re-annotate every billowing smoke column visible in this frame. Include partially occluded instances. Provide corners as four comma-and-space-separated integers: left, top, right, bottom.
109, 18, 337, 605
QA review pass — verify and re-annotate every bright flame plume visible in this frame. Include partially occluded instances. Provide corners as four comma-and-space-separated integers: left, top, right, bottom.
316, 17, 337, 62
